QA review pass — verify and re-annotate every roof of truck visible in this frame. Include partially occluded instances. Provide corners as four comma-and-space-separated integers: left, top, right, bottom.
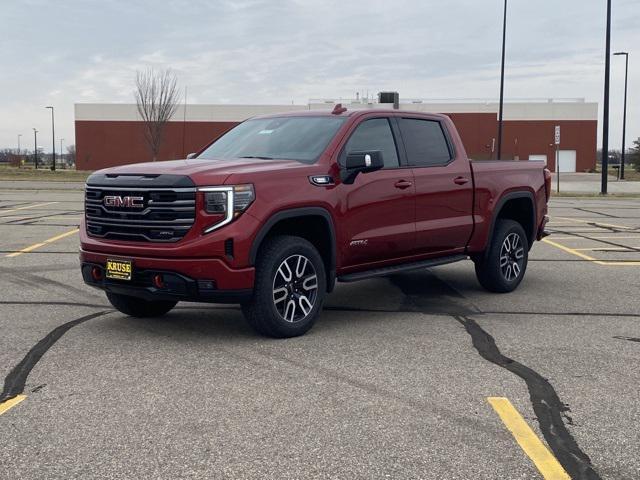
251, 108, 450, 120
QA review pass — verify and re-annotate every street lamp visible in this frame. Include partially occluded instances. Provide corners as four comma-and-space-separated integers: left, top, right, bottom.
614, 51, 629, 180
33, 128, 39, 169
496, 0, 507, 160
45, 106, 56, 171
601, 0, 612, 194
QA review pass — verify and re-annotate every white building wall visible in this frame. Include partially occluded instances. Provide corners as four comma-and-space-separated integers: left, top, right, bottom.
76, 99, 598, 123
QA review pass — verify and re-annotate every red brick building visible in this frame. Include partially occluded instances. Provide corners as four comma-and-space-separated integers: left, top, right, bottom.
75, 99, 597, 172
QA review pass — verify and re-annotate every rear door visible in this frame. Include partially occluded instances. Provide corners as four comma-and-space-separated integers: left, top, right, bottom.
338, 116, 416, 267
397, 116, 474, 255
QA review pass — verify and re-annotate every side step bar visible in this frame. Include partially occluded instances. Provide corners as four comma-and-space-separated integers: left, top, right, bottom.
337, 254, 467, 283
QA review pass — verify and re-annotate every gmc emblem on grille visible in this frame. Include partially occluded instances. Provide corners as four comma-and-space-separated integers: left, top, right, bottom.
103, 195, 144, 208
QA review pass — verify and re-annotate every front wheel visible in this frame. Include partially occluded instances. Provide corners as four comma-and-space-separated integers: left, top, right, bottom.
106, 292, 177, 318
474, 219, 529, 293
242, 235, 326, 338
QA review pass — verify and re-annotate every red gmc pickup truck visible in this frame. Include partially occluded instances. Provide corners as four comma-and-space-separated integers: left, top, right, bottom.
81, 107, 551, 337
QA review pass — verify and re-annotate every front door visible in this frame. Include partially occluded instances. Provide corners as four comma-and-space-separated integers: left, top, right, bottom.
338, 117, 415, 267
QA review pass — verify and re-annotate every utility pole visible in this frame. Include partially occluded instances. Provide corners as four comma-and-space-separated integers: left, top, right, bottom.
614, 52, 629, 180
46, 106, 56, 171
497, 0, 507, 160
33, 129, 39, 169
601, 0, 611, 194
17, 134, 22, 156
60, 138, 65, 168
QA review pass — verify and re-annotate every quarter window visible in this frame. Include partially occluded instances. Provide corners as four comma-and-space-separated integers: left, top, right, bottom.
343, 118, 399, 168
399, 118, 452, 167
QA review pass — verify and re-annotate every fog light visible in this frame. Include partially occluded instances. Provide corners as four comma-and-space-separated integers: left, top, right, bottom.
91, 266, 103, 281
152, 274, 165, 289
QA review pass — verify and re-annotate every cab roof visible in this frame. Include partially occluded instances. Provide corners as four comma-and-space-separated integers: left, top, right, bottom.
250, 108, 450, 121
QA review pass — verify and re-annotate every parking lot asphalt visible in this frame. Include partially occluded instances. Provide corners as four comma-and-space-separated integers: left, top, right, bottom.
1, 184, 639, 480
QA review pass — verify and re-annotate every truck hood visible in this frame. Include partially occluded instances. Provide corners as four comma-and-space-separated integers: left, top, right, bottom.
95, 158, 317, 185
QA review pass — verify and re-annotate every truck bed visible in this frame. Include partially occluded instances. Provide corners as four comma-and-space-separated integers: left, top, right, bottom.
467, 159, 548, 253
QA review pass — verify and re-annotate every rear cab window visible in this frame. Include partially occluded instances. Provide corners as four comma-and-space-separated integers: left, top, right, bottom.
398, 118, 452, 167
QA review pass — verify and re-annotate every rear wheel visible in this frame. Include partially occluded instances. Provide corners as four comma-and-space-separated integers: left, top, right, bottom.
474, 219, 528, 293
106, 292, 177, 318
242, 235, 326, 338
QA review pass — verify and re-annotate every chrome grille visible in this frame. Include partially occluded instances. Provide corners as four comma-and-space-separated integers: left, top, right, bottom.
85, 186, 196, 242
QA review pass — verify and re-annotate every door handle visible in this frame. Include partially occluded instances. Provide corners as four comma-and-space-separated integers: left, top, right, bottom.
394, 180, 413, 189
454, 176, 469, 185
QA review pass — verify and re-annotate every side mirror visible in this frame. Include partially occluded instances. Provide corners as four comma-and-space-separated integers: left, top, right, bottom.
340, 150, 384, 184
186, 152, 197, 159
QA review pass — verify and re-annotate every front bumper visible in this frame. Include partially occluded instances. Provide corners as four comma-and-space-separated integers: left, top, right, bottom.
80, 249, 254, 304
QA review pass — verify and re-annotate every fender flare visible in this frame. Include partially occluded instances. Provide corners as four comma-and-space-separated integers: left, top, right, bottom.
249, 207, 337, 292
485, 191, 537, 255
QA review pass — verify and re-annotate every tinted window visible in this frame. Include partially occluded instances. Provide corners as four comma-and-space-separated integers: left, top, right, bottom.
399, 118, 451, 167
198, 116, 346, 164
343, 118, 399, 168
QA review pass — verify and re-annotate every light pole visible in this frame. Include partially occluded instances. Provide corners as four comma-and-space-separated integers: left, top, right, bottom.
60, 138, 64, 168
496, 0, 507, 160
46, 106, 56, 171
33, 128, 39, 169
601, 0, 611, 194
614, 52, 629, 180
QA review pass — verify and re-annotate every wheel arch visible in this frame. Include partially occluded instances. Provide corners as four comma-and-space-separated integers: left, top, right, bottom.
249, 207, 337, 292
486, 191, 536, 255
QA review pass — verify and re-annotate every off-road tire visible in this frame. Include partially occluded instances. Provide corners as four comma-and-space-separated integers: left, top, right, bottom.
474, 219, 529, 293
106, 292, 177, 318
241, 235, 326, 338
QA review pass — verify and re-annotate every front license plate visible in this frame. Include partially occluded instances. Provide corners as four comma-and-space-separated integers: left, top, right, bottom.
106, 259, 133, 281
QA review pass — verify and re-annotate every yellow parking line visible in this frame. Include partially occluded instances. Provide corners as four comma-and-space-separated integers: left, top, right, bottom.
0, 395, 26, 416
0, 202, 59, 215
543, 238, 640, 266
488, 397, 570, 480
542, 238, 598, 261
574, 247, 640, 251
5, 228, 79, 258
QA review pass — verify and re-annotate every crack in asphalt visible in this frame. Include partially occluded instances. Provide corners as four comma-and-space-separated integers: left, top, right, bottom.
0, 311, 111, 403
0, 263, 629, 479
575, 208, 619, 219
2, 210, 81, 225
0, 300, 109, 309
0, 266, 103, 299
454, 314, 601, 480
612, 335, 640, 343
383, 270, 602, 479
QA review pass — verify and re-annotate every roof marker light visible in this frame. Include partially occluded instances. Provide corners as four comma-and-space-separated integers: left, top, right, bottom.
332, 103, 347, 115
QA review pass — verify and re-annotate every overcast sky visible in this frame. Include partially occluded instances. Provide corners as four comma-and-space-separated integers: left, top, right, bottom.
1, 0, 638, 153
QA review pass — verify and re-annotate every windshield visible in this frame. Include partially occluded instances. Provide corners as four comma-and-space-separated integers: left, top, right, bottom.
196, 116, 347, 164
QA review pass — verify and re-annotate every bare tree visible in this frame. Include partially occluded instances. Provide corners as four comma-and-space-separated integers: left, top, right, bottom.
66, 144, 76, 165
134, 68, 180, 161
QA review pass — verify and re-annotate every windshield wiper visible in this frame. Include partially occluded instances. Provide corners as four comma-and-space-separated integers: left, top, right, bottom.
239, 155, 274, 160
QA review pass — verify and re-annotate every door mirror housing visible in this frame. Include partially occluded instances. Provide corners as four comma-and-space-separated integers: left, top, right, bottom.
186, 152, 197, 159
341, 150, 384, 184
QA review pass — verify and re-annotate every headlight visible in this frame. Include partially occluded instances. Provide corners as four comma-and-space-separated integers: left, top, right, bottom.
230, 184, 255, 213
198, 184, 255, 233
